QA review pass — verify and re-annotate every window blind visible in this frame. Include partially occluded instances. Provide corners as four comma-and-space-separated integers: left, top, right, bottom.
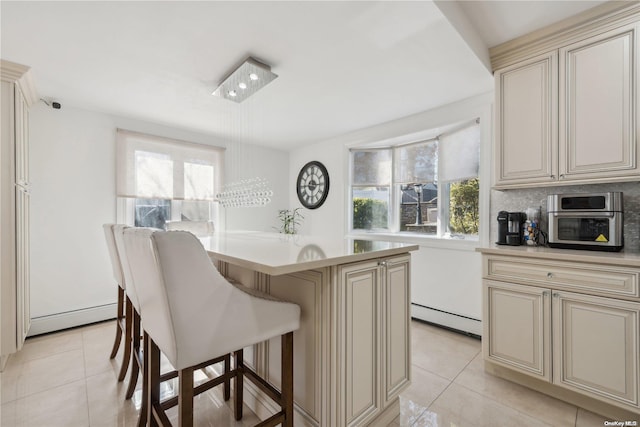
438, 120, 480, 183
116, 129, 224, 200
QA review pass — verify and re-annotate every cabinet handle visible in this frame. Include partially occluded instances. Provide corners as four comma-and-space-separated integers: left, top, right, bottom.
547, 272, 553, 279
553, 292, 559, 298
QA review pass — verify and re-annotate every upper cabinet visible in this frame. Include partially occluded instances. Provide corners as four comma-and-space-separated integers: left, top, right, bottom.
492, 3, 640, 189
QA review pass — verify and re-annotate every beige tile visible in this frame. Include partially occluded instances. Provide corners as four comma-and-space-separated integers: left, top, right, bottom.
86, 371, 140, 427
12, 328, 83, 364
399, 364, 449, 414
3, 348, 86, 403
421, 383, 550, 427
1, 379, 89, 427
455, 353, 578, 426
411, 322, 481, 380
83, 326, 125, 379
575, 408, 611, 426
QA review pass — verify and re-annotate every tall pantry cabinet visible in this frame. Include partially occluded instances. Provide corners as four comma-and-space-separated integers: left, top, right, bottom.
1, 60, 37, 371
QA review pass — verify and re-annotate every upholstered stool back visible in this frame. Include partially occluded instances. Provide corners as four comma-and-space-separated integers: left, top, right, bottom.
103, 224, 125, 290
124, 229, 300, 370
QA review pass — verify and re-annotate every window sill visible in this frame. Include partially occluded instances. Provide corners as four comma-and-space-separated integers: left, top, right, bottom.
347, 231, 481, 251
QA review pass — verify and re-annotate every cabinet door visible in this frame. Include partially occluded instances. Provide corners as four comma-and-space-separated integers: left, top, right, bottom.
553, 291, 639, 409
495, 52, 558, 187
483, 280, 551, 381
14, 86, 28, 186
15, 186, 30, 347
559, 23, 638, 181
338, 260, 380, 426
382, 256, 410, 406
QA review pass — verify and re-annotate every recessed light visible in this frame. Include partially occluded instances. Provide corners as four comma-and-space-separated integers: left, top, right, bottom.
238, 82, 247, 89
249, 73, 259, 81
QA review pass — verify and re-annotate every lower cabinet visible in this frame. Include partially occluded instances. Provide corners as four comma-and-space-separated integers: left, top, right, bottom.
484, 279, 640, 411
337, 255, 411, 427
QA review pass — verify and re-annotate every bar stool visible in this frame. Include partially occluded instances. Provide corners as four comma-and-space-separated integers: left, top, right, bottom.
124, 228, 300, 427
102, 224, 132, 382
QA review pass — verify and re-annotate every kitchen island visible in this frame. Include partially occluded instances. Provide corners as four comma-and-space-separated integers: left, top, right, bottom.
199, 232, 419, 427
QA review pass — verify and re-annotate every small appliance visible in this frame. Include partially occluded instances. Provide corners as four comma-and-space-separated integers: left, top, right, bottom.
547, 192, 623, 252
497, 211, 526, 246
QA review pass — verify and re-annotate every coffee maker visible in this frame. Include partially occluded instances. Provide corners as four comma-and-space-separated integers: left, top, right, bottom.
497, 211, 526, 245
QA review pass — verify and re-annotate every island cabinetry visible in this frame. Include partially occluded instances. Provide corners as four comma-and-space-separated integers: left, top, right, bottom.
481, 250, 640, 416
492, 5, 640, 189
214, 248, 413, 427
333, 255, 411, 427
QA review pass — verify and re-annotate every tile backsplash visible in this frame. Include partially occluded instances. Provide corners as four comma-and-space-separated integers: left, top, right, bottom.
490, 182, 640, 252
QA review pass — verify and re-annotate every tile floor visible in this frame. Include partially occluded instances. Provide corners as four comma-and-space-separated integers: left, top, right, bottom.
0, 319, 621, 426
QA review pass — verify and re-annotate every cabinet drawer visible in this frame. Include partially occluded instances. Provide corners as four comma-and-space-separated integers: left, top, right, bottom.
485, 256, 639, 298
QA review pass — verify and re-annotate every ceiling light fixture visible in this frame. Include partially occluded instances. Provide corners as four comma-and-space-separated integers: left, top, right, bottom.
212, 57, 278, 103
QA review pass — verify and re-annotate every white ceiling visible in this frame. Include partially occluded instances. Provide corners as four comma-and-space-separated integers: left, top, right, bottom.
1, 1, 607, 151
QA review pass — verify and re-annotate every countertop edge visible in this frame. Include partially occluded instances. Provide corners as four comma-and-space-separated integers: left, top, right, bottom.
209, 244, 419, 276
476, 245, 640, 268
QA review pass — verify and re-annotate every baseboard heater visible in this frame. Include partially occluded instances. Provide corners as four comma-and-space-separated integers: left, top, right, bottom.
411, 303, 482, 337
28, 303, 117, 337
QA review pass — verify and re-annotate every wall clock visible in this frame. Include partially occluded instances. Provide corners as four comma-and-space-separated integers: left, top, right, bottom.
296, 161, 330, 209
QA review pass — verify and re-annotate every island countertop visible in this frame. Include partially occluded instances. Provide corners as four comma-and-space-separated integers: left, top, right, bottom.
199, 231, 419, 276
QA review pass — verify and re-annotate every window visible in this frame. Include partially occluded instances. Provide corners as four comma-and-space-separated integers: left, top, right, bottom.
116, 129, 224, 228
350, 119, 480, 238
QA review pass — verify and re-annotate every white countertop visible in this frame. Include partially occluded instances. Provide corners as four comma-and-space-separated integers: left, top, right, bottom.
200, 231, 419, 276
477, 244, 640, 267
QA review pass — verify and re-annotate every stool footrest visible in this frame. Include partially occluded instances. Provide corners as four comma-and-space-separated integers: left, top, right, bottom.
255, 412, 285, 427
243, 365, 282, 405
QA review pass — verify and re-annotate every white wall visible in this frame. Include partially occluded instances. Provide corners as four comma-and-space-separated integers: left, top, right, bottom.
289, 92, 493, 334
29, 104, 289, 333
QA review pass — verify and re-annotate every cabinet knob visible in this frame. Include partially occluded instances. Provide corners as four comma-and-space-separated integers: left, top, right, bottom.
553, 292, 559, 298
378, 261, 387, 267
543, 291, 549, 296
547, 272, 553, 279
550, 175, 555, 179
559, 174, 565, 179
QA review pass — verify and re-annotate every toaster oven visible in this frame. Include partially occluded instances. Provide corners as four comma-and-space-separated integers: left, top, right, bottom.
547, 192, 623, 252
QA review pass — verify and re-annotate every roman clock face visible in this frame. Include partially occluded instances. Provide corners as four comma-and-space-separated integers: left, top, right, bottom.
296, 161, 330, 209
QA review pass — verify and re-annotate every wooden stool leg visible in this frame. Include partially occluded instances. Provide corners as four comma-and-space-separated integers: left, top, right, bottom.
137, 331, 150, 427
223, 354, 230, 401
178, 367, 194, 427
282, 332, 294, 427
117, 297, 133, 381
233, 349, 244, 420
148, 336, 161, 427
126, 307, 141, 399
110, 287, 124, 359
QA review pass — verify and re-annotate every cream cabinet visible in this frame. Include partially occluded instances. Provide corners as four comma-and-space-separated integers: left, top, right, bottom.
481, 251, 640, 415
493, 12, 640, 189
483, 280, 551, 381
336, 255, 411, 427
1, 60, 35, 371
553, 291, 639, 408
495, 52, 558, 186
216, 253, 412, 427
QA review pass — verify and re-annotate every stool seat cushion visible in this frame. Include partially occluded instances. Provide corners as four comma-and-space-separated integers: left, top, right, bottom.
124, 228, 300, 371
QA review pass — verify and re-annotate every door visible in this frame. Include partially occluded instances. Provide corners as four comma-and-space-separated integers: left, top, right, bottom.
559, 23, 638, 181
483, 280, 551, 381
495, 51, 558, 187
553, 291, 639, 409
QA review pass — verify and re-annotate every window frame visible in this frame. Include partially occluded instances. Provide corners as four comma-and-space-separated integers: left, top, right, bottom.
115, 129, 224, 228
347, 115, 488, 249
